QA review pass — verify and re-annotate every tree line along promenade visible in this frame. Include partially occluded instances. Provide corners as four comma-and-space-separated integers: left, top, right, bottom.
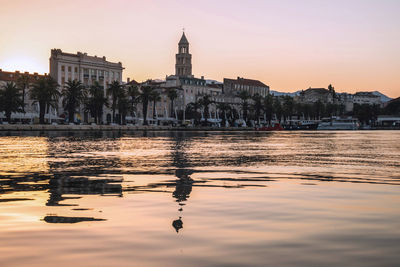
1, 33, 399, 130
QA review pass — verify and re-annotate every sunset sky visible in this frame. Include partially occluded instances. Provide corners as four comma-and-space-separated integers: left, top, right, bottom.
0, 0, 399, 97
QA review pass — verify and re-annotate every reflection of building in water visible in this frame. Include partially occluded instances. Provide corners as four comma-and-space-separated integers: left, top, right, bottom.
45, 137, 123, 207
172, 217, 183, 233
46, 175, 123, 206
170, 132, 194, 233
43, 215, 106, 224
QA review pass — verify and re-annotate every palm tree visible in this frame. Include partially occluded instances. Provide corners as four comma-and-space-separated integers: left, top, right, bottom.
167, 88, 178, 117
263, 94, 274, 124
62, 80, 86, 123
185, 100, 202, 125
216, 102, 231, 127
126, 85, 140, 117
273, 97, 283, 123
237, 90, 250, 123
85, 81, 108, 124
312, 100, 325, 120
16, 73, 30, 112
30, 76, 60, 124
117, 87, 129, 124
149, 90, 161, 121
282, 95, 294, 122
198, 94, 214, 125
251, 93, 263, 125
139, 85, 154, 125
0, 82, 23, 122
107, 81, 122, 123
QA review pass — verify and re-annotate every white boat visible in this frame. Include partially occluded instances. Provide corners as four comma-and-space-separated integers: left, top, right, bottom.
317, 117, 359, 130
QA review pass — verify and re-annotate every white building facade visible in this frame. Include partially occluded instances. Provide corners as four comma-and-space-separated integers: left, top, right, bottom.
49, 49, 124, 123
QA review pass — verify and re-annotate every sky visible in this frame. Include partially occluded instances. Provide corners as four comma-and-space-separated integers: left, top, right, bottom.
0, 0, 399, 97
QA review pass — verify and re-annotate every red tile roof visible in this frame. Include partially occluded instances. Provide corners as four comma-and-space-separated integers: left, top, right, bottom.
0, 70, 46, 83
224, 77, 268, 88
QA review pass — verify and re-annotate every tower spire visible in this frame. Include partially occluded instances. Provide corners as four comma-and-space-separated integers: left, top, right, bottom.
175, 32, 192, 77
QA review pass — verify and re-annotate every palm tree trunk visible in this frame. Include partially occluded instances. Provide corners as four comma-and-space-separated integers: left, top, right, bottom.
22, 87, 25, 113
6, 112, 11, 123
69, 107, 74, 123
143, 100, 148, 125
170, 99, 174, 117
153, 101, 156, 120
39, 102, 46, 124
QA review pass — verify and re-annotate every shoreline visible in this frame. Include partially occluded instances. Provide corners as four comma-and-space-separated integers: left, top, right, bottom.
0, 124, 399, 132
0, 124, 255, 132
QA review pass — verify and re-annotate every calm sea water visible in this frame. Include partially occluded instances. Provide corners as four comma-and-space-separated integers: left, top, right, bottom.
0, 130, 399, 267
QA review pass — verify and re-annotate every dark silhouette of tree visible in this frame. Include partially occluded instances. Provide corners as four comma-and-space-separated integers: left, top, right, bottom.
198, 94, 214, 125
16, 73, 30, 112
217, 102, 232, 127
167, 88, 178, 117
0, 82, 23, 122
139, 85, 154, 125
150, 90, 161, 121
237, 90, 250, 123
353, 103, 381, 125
107, 81, 122, 123
273, 97, 283, 122
116, 87, 129, 125
85, 81, 108, 124
30, 76, 60, 124
384, 98, 400, 115
62, 80, 86, 123
282, 96, 294, 122
263, 94, 274, 124
185, 100, 202, 125
252, 93, 263, 125
126, 85, 140, 117
312, 100, 325, 120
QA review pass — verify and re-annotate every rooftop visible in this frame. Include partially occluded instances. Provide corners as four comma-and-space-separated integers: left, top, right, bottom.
224, 77, 269, 88
0, 69, 46, 83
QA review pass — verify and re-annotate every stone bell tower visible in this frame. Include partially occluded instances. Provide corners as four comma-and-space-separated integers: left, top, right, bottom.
175, 32, 193, 77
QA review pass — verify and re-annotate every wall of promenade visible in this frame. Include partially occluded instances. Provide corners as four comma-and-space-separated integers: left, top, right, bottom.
0, 124, 254, 132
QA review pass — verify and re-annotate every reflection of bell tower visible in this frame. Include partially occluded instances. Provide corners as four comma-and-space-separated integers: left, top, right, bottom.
175, 32, 193, 77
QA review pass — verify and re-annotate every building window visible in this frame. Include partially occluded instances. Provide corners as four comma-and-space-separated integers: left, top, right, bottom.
68, 66, 71, 72
61, 77, 65, 84
61, 66, 65, 72
75, 67, 78, 73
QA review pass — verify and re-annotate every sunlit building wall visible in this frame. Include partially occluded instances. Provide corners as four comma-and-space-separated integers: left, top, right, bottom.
49, 49, 124, 123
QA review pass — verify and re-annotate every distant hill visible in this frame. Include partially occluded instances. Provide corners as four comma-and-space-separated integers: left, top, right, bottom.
371, 91, 392, 103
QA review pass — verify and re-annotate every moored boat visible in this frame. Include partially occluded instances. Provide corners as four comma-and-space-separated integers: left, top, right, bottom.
317, 117, 359, 130
255, 123, 284, 131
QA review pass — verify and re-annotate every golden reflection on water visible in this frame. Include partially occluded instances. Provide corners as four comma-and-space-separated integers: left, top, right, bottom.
0, 131, 400, 266
0, 136, 49, 176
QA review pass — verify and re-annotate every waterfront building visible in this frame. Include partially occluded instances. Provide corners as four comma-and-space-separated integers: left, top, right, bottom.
160, 32, 225, 120
298, 88, 334, 104
223, 77, 269, 97
353, 92, 381, 106
0, 69, 46, 122
49, 49, 124, 123
336, 93, 354, 113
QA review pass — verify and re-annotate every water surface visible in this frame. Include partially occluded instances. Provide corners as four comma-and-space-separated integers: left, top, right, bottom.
0, 131, 399, 266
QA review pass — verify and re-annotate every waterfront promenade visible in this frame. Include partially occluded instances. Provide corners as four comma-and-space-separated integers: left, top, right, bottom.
0, 124, 254, 132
